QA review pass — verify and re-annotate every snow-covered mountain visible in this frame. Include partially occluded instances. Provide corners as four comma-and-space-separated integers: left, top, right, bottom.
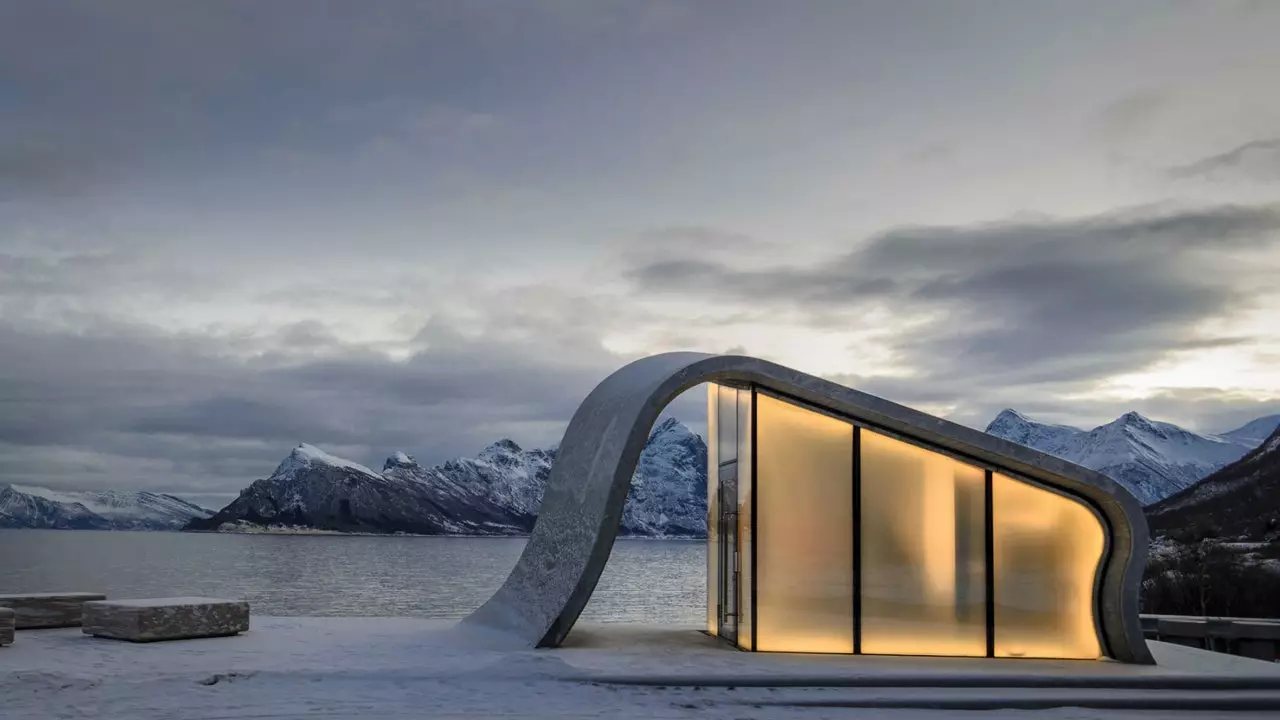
1221, 414, 1280, 446
1147, 426, 1280, 540
0, 484, 213, 530
984, 409, 1280, 505
186, 418, 708, 537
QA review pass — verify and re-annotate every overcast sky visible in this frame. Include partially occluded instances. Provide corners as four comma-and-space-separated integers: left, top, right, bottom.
3, 0, 1279, 500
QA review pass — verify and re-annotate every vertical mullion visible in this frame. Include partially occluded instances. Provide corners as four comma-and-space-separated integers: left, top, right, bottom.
749, 387, 758, 652
985, 469, 995, 658
852, 425, 862, 655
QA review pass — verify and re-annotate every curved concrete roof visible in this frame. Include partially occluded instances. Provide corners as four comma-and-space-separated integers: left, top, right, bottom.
462, 352, 1154, 664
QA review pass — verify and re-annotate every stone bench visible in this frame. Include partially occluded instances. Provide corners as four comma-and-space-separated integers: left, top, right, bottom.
82, 597, 249, 643
0, 593, 106, 629
0, 607, 13, 646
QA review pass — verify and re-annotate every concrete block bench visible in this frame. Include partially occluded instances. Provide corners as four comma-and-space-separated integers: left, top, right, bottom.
0, 593, 106, 629
0, 607, 13, 646
82, 597, 249, 642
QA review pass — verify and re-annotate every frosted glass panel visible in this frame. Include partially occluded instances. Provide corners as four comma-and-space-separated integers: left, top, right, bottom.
717, 385, 737, 464
706, 384, 719, 635
736, 388, 753, 650
756, 394, 854, 653
993, 473, 1103, 659
860, 431, 987, 657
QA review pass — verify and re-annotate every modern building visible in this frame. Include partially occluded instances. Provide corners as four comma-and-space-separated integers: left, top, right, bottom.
465, 353, 1152, 664
709, 382, 1114, 660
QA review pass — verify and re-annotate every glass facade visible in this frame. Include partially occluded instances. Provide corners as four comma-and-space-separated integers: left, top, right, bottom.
860, 430, 987, 657
993, 473, 1104, 660
755, 394, 855, 653
706, 389, 1108, 661
736, 387, 753, 651
705, 384, 718, 636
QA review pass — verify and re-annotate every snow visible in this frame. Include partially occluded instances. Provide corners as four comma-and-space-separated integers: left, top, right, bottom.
4, 618, 1280, 719
10, 485, 97, 508
282, 443, 381, 478
392, 451, 412, 464
986, 409, 1275, 505
2, 485, 211, 530
8, 485, 181, 520
1265, 432, 1280, 455
1223, 415, 1280, 446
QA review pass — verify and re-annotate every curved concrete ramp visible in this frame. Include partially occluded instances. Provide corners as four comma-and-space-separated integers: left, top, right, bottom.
461, 352, 1154, 664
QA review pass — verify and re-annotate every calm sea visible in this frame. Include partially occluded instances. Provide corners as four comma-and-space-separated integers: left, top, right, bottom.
0, 530, 705, 625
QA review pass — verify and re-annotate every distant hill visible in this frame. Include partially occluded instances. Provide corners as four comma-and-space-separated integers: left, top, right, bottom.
1147, 426, 1280, 540
0, 485, 213, 530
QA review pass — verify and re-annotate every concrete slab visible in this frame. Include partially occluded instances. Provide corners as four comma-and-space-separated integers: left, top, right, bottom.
4, 618, 1280, 719
0, 592, 106, 629
556, 624, 1280, 688
0, 607, 13, 646
82, 597, 249, 642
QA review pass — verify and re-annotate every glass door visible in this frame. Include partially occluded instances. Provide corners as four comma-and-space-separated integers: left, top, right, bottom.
717, 460, 739, 642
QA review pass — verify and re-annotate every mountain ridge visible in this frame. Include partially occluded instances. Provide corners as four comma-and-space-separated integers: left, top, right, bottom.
1147, 425, 1280, 539
185, 418, 707, 537
984, 409, 1279, 505
0, 484, 213, 530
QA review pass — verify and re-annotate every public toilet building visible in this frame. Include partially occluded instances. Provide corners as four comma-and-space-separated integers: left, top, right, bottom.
707, 382, 1109, 660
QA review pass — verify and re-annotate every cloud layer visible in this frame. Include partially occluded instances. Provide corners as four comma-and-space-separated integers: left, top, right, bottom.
3, 2, 1279, 494
628, 204, 1280, 426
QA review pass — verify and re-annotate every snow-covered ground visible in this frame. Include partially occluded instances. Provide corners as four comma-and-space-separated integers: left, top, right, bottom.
3, 618, 1280, 719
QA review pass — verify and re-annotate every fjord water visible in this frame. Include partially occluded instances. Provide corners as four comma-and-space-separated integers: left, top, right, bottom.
0, 530, 704, 624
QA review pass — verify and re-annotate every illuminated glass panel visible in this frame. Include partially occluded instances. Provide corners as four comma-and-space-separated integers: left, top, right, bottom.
736, 387, 753, 650
993, 473, 1104, 659
755, 394, 854, 653
860, 431, 986, 656
717, 385, 737, 464
706, 384, 719, 635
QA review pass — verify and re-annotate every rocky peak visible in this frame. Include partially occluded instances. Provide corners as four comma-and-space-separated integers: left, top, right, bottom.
1118, 411, 1154, 430
273, 443, 381, 479
478, 438, 524, 464
650, 416, 687, 437
986, 409, 1033, 434
383, 451, 421, 472
984, 408, 1081, 455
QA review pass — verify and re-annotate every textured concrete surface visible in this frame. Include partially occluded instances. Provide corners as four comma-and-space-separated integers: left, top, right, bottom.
462, 352, 1155, 664
82, 597, 249, 642
0, 592, 106, 629
3, 619, 1278, 720
0, 607, 13, 646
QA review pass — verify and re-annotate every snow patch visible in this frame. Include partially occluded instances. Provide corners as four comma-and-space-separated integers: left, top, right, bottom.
986, 408, 1274, 505
281, 443, 381, 478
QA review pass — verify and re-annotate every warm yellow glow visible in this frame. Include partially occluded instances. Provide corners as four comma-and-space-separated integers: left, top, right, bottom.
706, 383, 719, 636
736, 387, 754, 651
755, 394, 855, 654
992, 473, 1103, 660
860, 430, 987, 657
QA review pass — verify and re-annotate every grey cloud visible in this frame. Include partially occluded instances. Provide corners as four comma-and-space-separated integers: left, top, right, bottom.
628, 204, 1280, 416
0, 286, 703, 494
1097, 89, 1166, 144
1169, 138, 1280, 179
630, 259, 896, 305
0, 141, 104, 199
